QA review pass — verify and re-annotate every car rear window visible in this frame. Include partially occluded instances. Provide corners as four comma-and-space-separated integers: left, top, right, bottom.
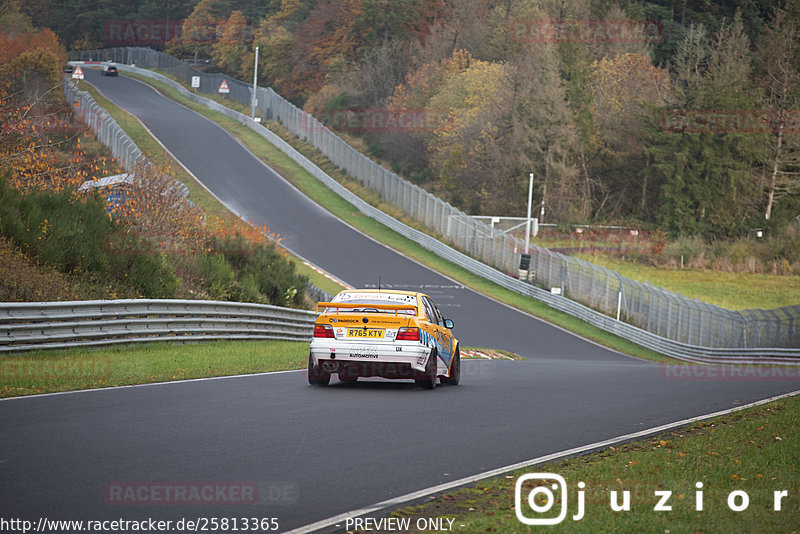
328, 293, 417, 314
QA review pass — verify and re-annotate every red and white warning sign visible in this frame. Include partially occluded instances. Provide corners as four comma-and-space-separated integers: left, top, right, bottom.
218, 80, 230, 94
72, 66, 84, 79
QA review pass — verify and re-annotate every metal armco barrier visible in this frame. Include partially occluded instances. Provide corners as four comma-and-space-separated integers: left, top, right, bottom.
65, 49, 800, 358
0, 300, 317, 353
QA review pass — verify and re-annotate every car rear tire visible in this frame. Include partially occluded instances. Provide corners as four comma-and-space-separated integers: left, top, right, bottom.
307, 354, 330, 386
415, 349, 438, 390
441, 347, 460, 386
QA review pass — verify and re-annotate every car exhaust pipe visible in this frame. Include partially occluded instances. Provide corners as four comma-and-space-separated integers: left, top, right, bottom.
322, 361, 339, 373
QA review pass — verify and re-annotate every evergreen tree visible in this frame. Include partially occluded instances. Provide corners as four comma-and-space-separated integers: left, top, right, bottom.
645, 14, 763, 236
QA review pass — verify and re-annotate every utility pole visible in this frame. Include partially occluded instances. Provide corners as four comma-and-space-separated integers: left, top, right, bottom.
539, 179, 546, 223
524, 172, 533, 254
250, 45, 259, 120
518, 173, 534, 282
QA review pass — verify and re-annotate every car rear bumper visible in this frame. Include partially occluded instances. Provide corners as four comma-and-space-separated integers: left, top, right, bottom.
310, 341, 431, 375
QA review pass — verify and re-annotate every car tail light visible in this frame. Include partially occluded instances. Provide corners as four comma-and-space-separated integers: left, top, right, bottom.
314, 324, 335, 338
396, 327, 420, 341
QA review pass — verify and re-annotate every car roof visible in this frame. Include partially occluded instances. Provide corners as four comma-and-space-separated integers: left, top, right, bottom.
335, 289, 427, 299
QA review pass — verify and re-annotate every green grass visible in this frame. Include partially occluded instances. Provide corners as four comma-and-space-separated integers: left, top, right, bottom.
576, 253, 800, 310
373, 394, 800, 533
0, 340, 308, 398
0, 341, 523, 398
117, 70, 674, 364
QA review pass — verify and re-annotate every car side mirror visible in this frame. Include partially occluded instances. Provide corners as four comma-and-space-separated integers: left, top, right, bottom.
443, 319, 454, 329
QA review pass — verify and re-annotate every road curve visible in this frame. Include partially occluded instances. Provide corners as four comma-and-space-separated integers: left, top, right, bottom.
1, 69, 796, 532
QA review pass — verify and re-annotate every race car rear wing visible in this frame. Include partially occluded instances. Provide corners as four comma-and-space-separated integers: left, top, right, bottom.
316, 302, 417, 316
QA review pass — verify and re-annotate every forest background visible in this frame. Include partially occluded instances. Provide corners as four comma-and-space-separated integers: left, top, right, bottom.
5, 0, 800, 292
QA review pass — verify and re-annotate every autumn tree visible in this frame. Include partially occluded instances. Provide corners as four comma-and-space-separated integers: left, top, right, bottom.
389, 48, 472, 114
425, 57, 510, 212
253, 16, 292, 93
0, 7, 87, 194
385, 49, 474, 196
167, 0, 221, 61
589, 52, 670, 217
422, 0, 491, 63
211, 10, 253, 78
355, 0, 442, 47
276, 0, 361, 100
481, 0, 542, 61
347, 39, 416, 108
0, 0, 33, 37
755, 8, 800, 223
501, 43, 582, 221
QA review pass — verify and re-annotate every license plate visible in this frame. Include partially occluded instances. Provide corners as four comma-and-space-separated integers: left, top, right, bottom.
347, 328, 385, 338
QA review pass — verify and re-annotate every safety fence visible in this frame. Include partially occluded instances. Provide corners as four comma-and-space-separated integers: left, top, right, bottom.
63, 76, 144, 172
0, 300, 317, 353
66, 48, 800, 351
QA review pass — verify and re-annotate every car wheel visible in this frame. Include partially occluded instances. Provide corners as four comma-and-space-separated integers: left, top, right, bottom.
441, 347, 460, 386
415, 349, 438, 390
307, 354, 330, 386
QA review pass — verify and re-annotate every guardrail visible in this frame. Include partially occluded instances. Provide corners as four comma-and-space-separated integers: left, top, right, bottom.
0, 300, 317, 353
63, 55, 800, 362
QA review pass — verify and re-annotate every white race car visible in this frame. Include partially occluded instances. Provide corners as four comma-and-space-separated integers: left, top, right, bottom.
308, 289, 460, 389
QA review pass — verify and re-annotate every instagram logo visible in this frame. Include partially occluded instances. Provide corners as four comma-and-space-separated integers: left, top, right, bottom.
515, 473, 584, 525
515, 474, 793, 524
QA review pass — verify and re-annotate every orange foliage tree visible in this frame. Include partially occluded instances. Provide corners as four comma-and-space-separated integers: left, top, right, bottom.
0, 20, 110, 193
110, 160, 281, 261
211, 10, 253, 77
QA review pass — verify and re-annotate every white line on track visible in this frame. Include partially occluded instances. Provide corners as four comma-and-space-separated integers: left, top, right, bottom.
0, 368, 304, 402
285, 389, 800, 534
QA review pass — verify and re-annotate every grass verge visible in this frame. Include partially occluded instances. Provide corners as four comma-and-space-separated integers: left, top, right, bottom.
117, 70, 673, 364
364, 393, 800, 533
0, 341, 527, 398
0, 340, 309, 398
575, 253, 800, 311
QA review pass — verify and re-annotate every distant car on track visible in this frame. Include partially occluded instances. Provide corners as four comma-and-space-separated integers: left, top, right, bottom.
309, 289, 460, 389
101, 65, 118, 76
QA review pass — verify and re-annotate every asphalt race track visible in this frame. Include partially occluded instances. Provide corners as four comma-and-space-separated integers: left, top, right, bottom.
1, 69, 797, 532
